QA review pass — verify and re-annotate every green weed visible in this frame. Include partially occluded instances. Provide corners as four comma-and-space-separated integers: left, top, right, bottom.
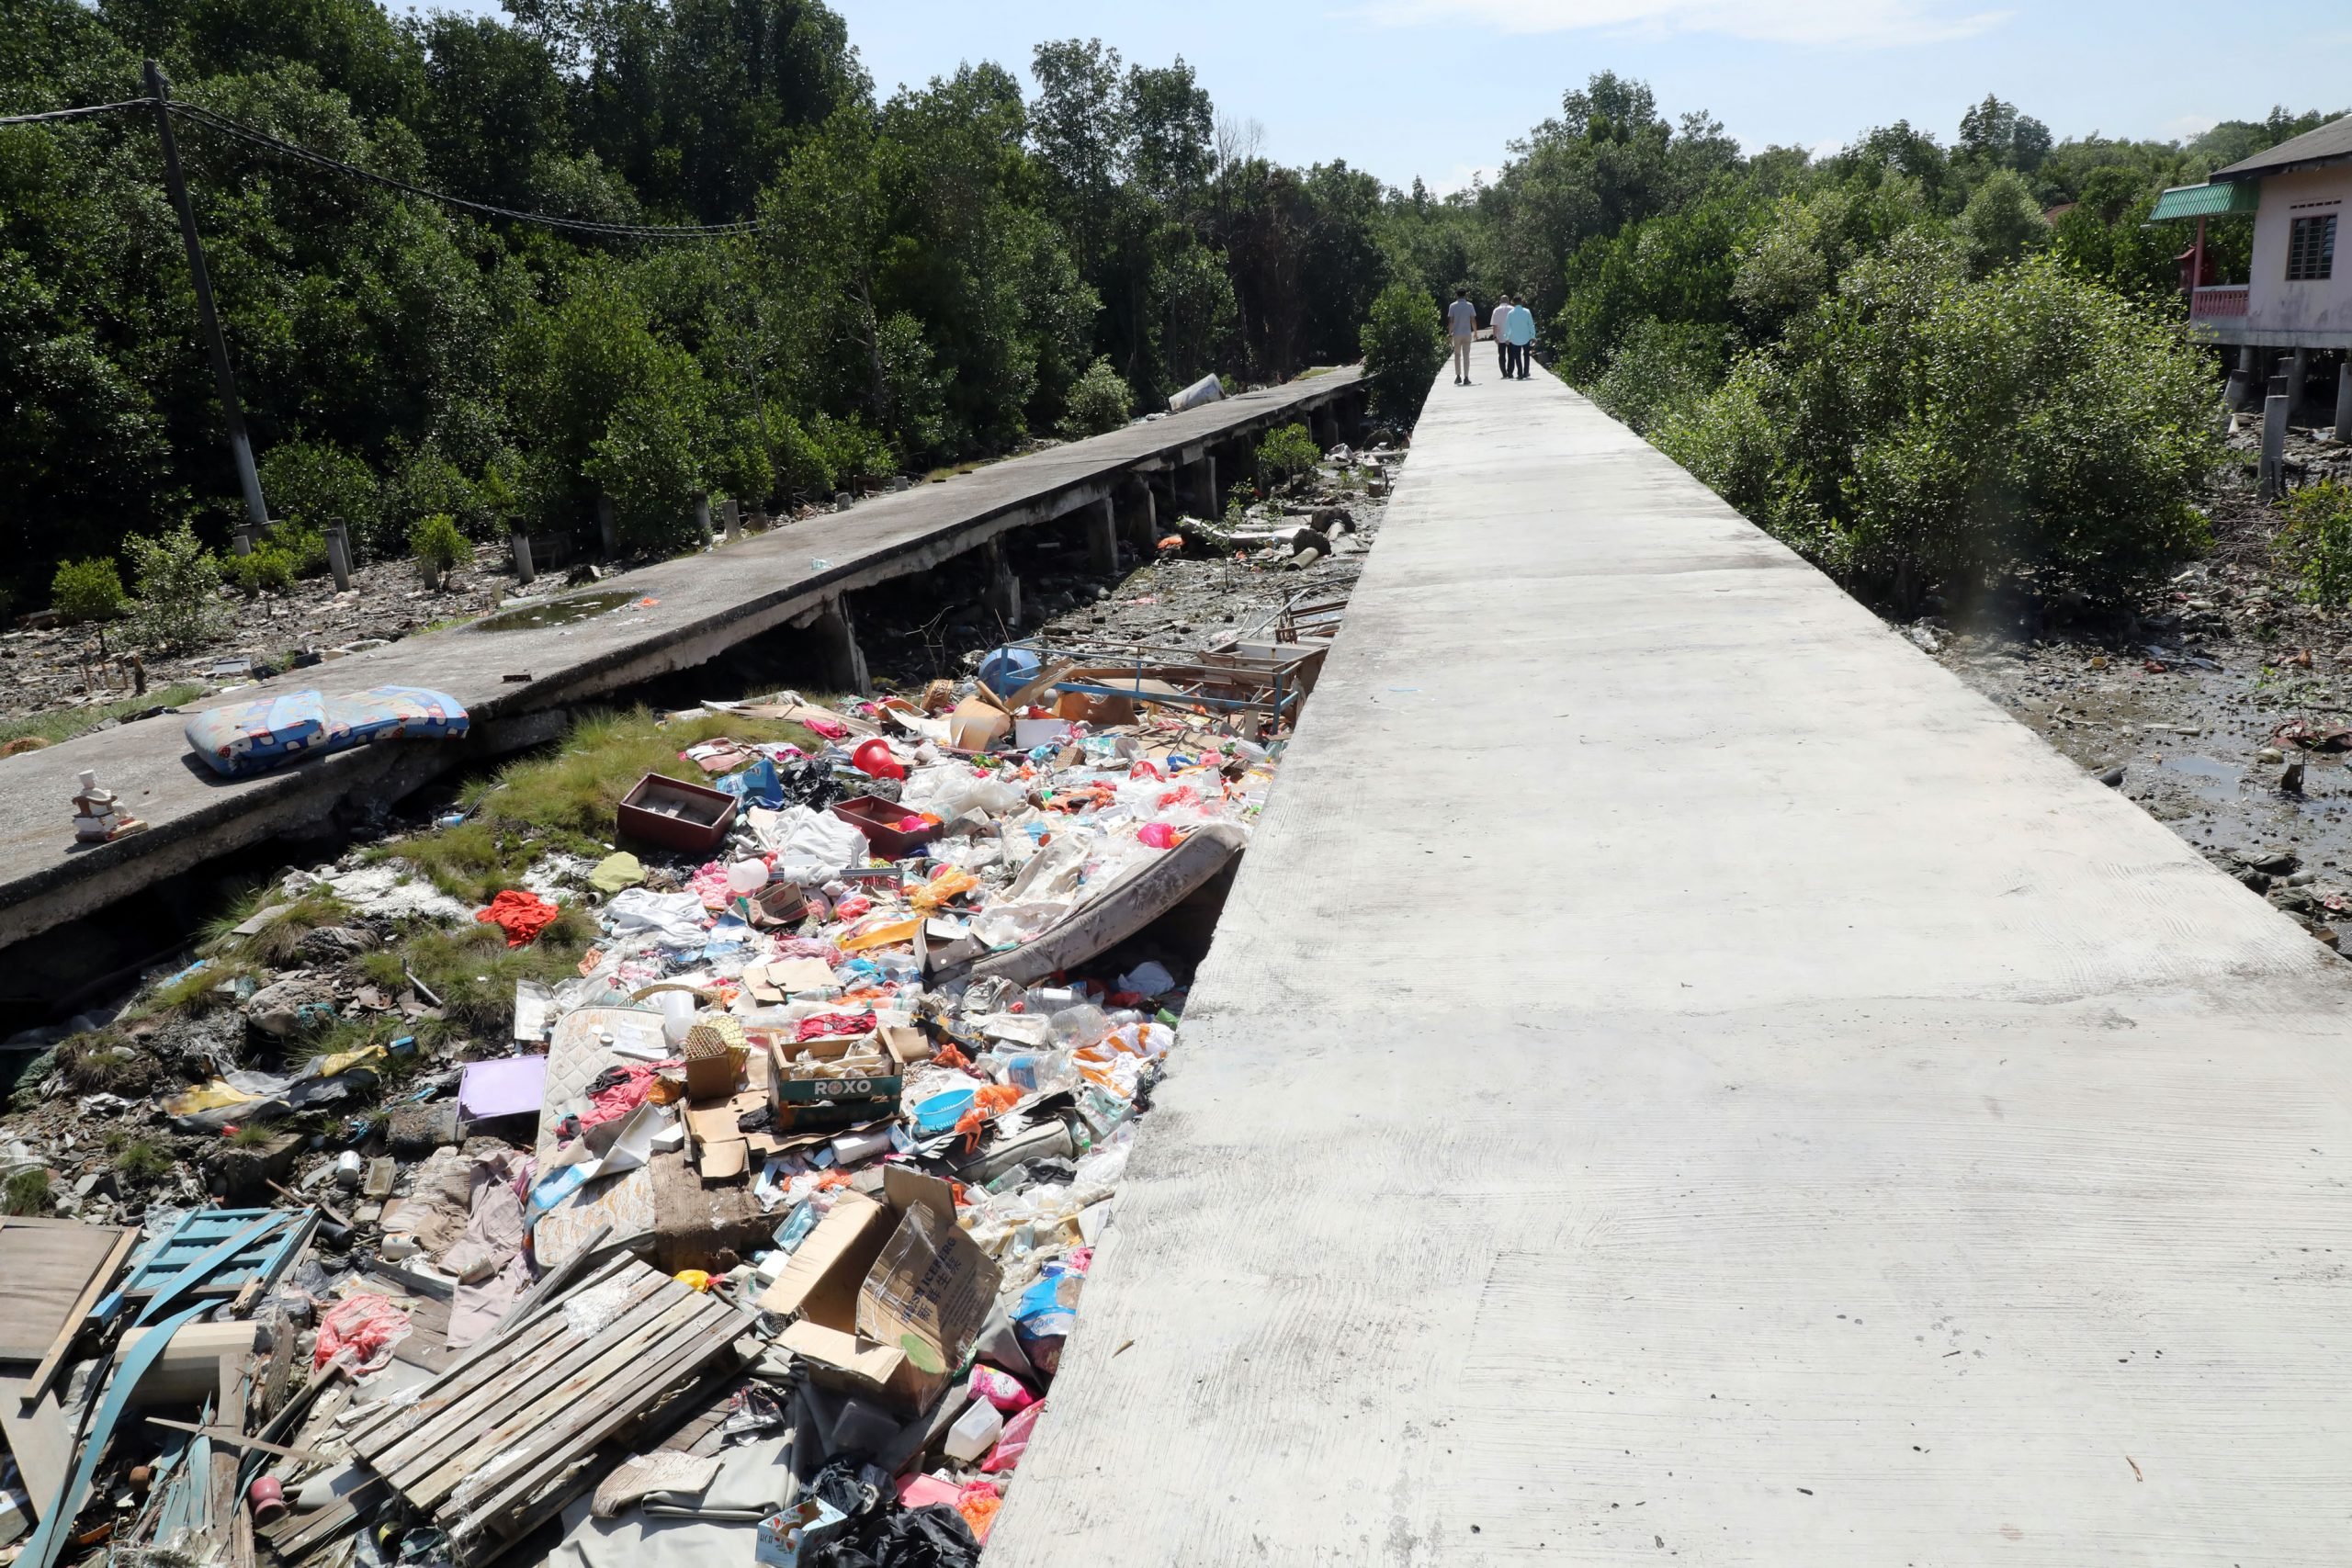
0, 683, 209, 754
3, 1170, 51, 1217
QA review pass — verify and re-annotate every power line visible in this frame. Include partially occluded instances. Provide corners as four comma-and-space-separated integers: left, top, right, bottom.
0, 94, 758, 240
0, 97, 158, 126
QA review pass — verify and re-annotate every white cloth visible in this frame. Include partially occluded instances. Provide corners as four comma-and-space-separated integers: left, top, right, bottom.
747, 805, 868, 884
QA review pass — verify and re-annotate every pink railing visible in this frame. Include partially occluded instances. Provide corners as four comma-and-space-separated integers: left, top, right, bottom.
2191, 286, 2250, 319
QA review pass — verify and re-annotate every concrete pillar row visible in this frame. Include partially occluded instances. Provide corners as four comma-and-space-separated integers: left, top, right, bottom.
721, 497, 742, 542
2291, 346, 2313, 423
695, 492, 714, 547
510, 528, 536, 588
2260, 378, 2291, 502
324, 522, 353, 592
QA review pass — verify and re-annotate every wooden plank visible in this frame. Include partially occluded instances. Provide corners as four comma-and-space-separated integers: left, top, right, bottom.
357, 1276, 673, 1481
144, 1417, 327, 1462
399, 1290, 709, 1506
263, 1475, 387, 1559
450, 1305, 743, 1540
17, 1224, 135, 1402
345, 1313, 576, 1467
0, 1219, 134, 1365
0, 1372, 71, 1521
403, 1289, 714, 1507
442, 1295, 740, 1517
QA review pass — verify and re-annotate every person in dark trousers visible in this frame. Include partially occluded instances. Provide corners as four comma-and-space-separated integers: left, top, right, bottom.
1489, 295, 1514, 378
1446, 288, 1477, 384
1506, 299, 1536, 379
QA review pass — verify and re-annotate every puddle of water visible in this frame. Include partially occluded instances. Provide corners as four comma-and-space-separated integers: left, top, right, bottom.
472, 590, 639, 632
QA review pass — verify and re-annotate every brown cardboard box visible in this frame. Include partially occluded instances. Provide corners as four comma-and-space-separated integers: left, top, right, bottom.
945, 696, 1012, 751
759, 1168, 998, 1411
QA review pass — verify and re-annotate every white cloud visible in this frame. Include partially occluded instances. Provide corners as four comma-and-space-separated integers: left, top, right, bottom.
1357, 0, 2008, 48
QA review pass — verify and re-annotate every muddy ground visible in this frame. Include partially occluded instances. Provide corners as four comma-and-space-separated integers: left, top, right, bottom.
1923, 423, 2352, 948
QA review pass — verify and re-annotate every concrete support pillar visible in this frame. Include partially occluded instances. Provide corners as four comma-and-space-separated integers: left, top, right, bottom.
834, 492, 854, 512
2260, 379, 2291, 502
596, 494, 618, 557
509, 528, 535, 588
982, 536, 1021, 626
324, 522, 352, 592
816, 595, 869, 696
2336, 362, 2351, 444
694, 492, 713, 547
721, 497, 741, 541
1192, 455, 1218, 519
231, 524, 254, 558
2291, 347, 2312, 423
1086, 496, 1119, 576
1121, 479, 1158, 551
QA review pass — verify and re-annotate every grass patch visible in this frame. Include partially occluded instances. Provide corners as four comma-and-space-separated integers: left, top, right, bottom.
3, 1170, 51, 1217
130, 957, 258, 1020
113, 1138, 174, 1183
400, 910, 597, 1044
374, 706, 818, 902
56, 1031, 157, 1095
227, 1123, 277, 1148
199, 887, 356, 964
0, 682, 209, 754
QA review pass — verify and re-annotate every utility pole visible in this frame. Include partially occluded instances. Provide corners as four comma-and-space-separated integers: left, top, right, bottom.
145, 59, 266, 555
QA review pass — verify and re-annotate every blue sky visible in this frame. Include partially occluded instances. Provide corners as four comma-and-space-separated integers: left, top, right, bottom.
403, 1, 2352, 193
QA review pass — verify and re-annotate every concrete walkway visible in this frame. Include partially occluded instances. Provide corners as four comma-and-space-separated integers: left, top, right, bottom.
0, 371, 1359, 948
985, 364, 2352, 1564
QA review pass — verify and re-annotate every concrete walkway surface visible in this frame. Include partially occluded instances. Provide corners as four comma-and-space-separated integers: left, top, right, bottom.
983, 364, 2352, 1564
0, 371, 1359, 948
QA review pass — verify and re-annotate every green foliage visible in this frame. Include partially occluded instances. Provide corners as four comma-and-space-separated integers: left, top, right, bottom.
1255, 423, 1321, 487
2283, 482, 2352, 607
50, 557, 124, 624
2, 1170, 51, 1218
1059, 358, 1134, 438
1661, 254, 2220, 604
0, 682, 208, 753
408, 513, 471, 576
226, 545, 297, 597
258, 440, 384, 559
1590, 319, 1724, 434
112, 1138, 172, 1183
1956, 169, 2048, 276
124, 523, 229, 652
1361, 284, 1443, 418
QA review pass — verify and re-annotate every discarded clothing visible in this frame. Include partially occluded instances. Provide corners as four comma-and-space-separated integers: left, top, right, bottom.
478, 888, 562, 946
589, 852, 647, 893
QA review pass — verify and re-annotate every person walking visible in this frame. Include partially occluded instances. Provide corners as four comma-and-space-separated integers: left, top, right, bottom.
1489, 294, 1513, 378
1505, 298, 1536, 379
1446, 288, 1477, 385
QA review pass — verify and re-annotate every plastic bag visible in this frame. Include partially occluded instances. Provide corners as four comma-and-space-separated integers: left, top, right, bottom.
979, 1402, 1045, 1473
313, 1292, 413, 1373
967, 1366, 1036, 1414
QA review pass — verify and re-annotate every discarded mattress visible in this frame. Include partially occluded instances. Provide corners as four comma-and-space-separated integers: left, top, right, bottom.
185, 686, 469, 778
967, 822, 1247, 987
325, 685, 472, 744
183, 690, 336, 778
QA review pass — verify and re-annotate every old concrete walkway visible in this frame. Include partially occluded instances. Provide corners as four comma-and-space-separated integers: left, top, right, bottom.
0, 371, 1359, 950
986, 364, 2352, 1564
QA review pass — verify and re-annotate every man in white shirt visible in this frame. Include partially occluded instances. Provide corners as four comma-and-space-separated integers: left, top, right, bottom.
1446, 288, 1477, 385
1489, 295, 1513, 378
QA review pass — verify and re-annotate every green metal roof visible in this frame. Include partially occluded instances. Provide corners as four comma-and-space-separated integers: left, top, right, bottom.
2148, 182, 2263, 221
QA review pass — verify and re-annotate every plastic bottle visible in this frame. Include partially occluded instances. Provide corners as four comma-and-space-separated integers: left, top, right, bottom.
943, 1400, 1004, 1464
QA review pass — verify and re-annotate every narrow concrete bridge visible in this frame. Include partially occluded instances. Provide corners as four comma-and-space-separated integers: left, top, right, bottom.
984, 363, 2352, 1566
0, 370, 1363, 954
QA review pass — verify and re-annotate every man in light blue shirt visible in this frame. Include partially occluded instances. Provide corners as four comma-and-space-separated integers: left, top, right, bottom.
1504, 300, 1536, 379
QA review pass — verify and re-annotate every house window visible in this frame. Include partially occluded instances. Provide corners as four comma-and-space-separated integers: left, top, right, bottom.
2287, 213, 2336, 281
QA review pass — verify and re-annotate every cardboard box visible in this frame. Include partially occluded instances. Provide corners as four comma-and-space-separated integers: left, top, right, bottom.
945, 696, 1012, 751
760, 1168, 998, 1411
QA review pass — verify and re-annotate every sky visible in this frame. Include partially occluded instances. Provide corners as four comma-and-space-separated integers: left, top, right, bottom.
402, 0, 2352, 194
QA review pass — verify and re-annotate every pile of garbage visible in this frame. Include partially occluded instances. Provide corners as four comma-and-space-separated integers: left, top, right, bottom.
0, 649, 1312, 1568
